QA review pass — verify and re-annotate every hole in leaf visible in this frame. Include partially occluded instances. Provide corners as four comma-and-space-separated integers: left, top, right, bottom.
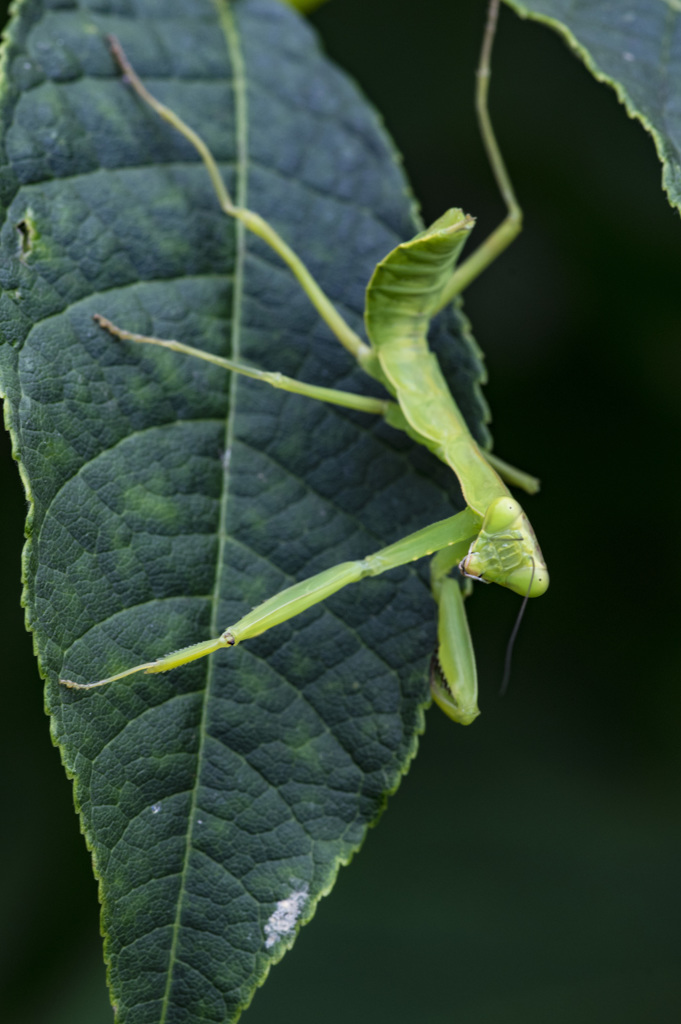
16, 213, 38, 260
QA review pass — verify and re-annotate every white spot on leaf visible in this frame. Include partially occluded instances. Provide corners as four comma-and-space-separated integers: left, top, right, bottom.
264, 884, 309, 949
151, 802, 162, 814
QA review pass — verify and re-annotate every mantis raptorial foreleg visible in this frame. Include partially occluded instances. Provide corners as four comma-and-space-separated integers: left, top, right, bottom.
60, 0, 548, 724
429, 547, 479, 725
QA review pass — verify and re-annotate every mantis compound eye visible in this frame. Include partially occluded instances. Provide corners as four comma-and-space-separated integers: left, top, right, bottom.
482, 495, 524, 533
504, 562, 549, 598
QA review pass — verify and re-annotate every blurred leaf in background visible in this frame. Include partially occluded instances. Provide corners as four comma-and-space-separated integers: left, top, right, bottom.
280, 0, 330, 13
1, 1, 681, 1023
505, 0, 681, 211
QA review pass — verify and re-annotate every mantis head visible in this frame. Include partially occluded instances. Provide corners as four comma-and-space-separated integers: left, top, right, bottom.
459, 496, 549, 598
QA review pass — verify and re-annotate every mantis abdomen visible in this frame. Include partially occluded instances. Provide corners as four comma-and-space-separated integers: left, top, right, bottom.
365, 208, 548, 598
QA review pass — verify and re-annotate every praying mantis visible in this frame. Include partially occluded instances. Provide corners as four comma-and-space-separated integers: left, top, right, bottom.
60, 0, 548, 725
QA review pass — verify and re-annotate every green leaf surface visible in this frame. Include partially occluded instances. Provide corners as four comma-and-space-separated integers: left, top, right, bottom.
503, 0, 681, 213
0, 0, 487, 1021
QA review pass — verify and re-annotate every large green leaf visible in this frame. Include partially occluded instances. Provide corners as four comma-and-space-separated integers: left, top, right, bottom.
504, 0, 681, 214
0, 0, 487, 1020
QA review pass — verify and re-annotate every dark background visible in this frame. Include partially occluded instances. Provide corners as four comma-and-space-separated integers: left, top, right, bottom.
2, 1, 680, 1021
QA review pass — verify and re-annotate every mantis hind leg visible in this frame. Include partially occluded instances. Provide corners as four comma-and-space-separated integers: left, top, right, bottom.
435, 0, 522, 311
93, 315, 392, 417
107, 36, 378, 376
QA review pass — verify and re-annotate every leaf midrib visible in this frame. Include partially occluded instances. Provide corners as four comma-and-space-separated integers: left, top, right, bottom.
158, 1, 248, 1019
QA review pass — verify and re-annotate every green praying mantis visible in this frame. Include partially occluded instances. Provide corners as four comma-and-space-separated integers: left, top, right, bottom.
61, 0, 548, 725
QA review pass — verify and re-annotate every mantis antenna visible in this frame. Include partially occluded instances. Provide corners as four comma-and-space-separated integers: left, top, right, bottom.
499, 559, 536, 697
